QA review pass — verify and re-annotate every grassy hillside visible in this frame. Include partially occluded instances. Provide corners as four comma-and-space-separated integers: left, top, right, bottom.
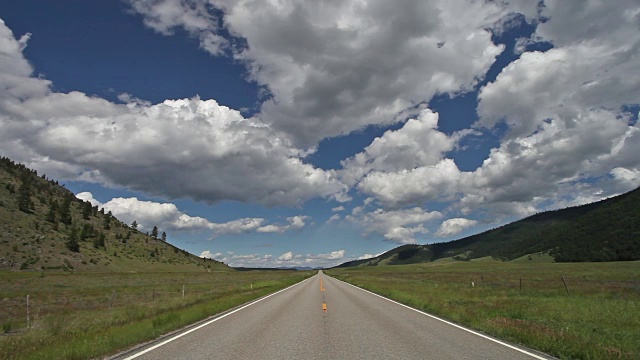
0, 156, 228, 272
337, 186, 640, 267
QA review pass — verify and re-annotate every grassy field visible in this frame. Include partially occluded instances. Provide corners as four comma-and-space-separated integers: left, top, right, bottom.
325, 260, 640, 360
0, 269, 314, 359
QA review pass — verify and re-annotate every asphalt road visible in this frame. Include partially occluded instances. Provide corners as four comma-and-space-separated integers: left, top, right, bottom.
114, 271, 553, 360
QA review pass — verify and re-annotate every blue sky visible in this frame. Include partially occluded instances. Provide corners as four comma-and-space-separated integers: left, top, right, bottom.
0, 1, 638, 268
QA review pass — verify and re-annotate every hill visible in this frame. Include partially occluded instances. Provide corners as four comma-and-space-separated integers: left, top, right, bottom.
336, 186, 640, 267
0, 156, 229, 272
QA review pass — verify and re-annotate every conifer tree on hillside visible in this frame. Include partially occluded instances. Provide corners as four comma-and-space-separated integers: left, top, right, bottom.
93, 232, 106, 249
17, 172, 32, 213
82, 201, 92, 220
151, 226, 158, 239
103, 211, 112, 230
59, 196, 72, 225
46, 200, 57, 223
161, 231, 167, 242
65, 228, 80, 252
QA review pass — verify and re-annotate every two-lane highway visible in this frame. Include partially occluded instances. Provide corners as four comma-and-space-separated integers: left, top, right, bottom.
114, 271, 553, 359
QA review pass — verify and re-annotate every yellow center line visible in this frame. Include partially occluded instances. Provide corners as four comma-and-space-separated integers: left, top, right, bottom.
321, 275, 327, 312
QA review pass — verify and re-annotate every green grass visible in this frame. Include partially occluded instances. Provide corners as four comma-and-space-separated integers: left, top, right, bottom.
326, 261, 640, 360
0, 270, 314, 359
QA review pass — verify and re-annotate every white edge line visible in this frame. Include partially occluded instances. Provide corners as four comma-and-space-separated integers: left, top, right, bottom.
122, 275, 315, 360
330, 276, 549, 360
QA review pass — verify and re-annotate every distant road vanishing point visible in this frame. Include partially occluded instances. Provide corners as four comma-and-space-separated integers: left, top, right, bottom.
113, 271, 553, 360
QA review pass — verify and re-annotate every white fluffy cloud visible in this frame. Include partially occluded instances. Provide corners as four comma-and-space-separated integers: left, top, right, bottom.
129, 0, 515, 146
257, 215, 309, 233
348, 207, 442, 244
357, 252, 385, 260
0, 20, 347, 206
208, 218, 266, 236
435, 218, 478, 238
341, 108, 457, 187
326, 214, 340, 224
357, 159, 462, 208
202, 249, 348, 268
75, 192, 319, 239
128, 0, 228, 55
200, 250, 223, 259
207, 252, 274, 267
276, 251, 293, 262
339, 108, 467, 208
4, 0, 640, 249
76, 192, 264, 236
341, 2, 640, 220
277, 249, 346, 266
468, 0, 640, 211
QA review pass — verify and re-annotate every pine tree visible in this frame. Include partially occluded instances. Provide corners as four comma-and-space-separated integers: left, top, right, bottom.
46, 200, 58, 223
59, 196, 72, 225
103, 211, 112, 230
17, 172, 32, 213
65, 228, 80, 252
131, 220, 138, 229
82, 201, 92, 220
93, 232, 106, 249
161, 231, 167, 242
79, 224, 93, 242
151, 226, 158, 239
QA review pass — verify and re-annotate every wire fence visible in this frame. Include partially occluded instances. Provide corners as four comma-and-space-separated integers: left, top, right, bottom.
346, 272, 640, 296
0, 280, 259, 333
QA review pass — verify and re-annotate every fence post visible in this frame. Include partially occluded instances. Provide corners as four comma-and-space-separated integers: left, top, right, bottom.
182, 285, 185, 299
26, 295, 30, 330
109, 289, 116, 309
561, 276, 570, 295
481, 275, 484, 286
519, 278, 522, 292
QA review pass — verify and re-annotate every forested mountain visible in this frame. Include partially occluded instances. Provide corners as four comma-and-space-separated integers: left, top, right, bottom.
337, 186, 640, 267
0, 157, 228, 272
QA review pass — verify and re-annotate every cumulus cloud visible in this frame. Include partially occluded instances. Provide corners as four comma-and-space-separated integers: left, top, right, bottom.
315, 250, 345, 260
0, 20, 347, 206
326, 214, 340, 224
276, 251, 293, 262
205, 249, 347, 268
76, 192, 323, 239
357, 159, 462, 208
76, 192, 264, 236
331, 206, 345, 212
348, 207, 442, 244
209, 218, 265, 236
128, 0, 228, 55
465, 0, 640, 211
200, 250, 223, 259
257, 215, 309, 233
341, 2, 640, 220
341, 108, 458, 187
209, 253, 274, 267
4, 0, 640, 249
129, 0, 516, 146
435, 218, 478, 237
275, 249, 346, 267
357, 252, 383, 260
